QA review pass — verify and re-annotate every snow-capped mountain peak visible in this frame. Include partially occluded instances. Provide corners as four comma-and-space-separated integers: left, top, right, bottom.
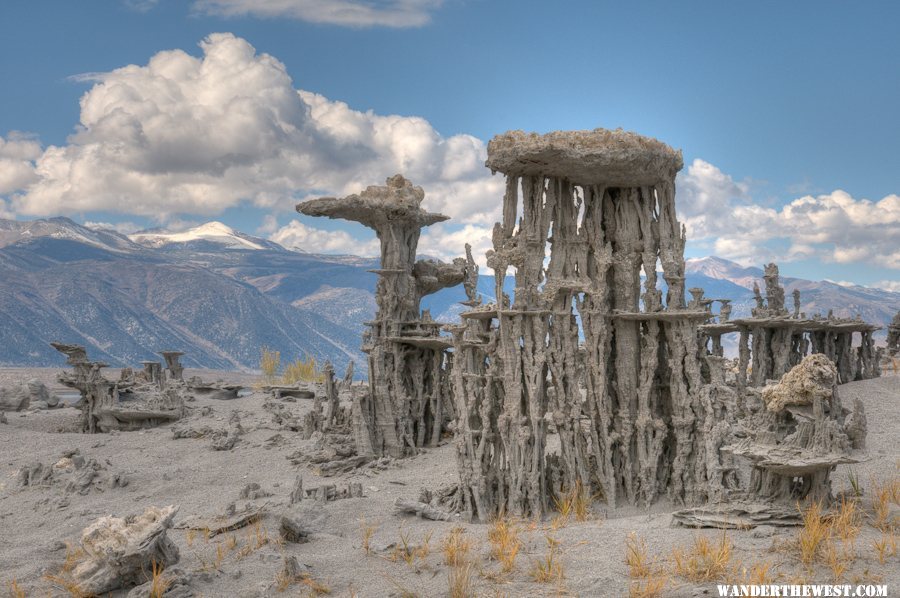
130, 221, 269, 250
684, 256, 763, 290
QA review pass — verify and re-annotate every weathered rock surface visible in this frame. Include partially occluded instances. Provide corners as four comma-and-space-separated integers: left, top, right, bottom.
761, 353, 838, 412
71, 505, 180, 595
0, 379, 58, 411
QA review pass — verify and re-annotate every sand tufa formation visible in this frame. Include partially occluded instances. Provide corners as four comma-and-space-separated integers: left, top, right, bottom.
297, 175, 476, 459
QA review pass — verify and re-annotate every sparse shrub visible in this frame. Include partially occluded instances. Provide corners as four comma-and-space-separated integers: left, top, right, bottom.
282, 354, 325, 384
260, 346, 281, 384
671, 531, 733, 582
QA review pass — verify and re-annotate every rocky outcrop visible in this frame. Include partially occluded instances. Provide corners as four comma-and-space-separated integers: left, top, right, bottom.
0, 379, 58, 412
52, 342, 185, 433
71, 505, 180, 595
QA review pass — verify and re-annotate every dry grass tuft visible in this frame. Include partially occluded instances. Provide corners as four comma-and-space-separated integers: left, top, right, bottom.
870, 476, 899, 532
487, 516, 521, 573
275, 569, 331, 595
625, 532, 667, 597
826, 497, 862, 545
415, 531, 433, 561
735, 560, 778, 586
442, 527, 472, 567
299, 573, 331, 595
391, 530, 415, 565
629, 575, 667, 598
671, 531, 733, 582
7, 579, 26, 598
252, 521, 269, 549
360, 519, 378, 556
625, 533, 652, 578
148, 559, 172, 598
447, 563, 474, 598
871, 532, 897, 564
529, 535, 564, 584
824, 541, 848, 582
797, 502, 830, 565
552, 480, 594, 527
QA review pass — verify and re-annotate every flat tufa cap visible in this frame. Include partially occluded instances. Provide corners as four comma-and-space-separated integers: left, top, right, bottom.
297, 174, 448, 230
485, 128, 683, 186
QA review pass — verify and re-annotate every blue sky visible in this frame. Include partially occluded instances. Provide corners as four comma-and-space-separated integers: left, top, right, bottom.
0, 1, 898, 290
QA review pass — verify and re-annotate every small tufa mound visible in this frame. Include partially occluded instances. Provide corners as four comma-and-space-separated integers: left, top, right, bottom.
71, 505, 180, 595
761, 353, 837, 413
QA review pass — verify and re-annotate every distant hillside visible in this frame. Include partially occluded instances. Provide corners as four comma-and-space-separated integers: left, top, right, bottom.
0, 218, 896, 373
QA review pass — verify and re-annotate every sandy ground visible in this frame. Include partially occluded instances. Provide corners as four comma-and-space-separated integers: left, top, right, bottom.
1, 369, 897, 597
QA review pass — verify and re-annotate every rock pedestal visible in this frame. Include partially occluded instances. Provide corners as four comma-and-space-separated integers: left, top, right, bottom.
452, 129, 712, 520
297, 175, 473, 458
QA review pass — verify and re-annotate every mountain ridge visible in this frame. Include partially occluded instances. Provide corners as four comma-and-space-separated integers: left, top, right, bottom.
0, 217, 896, 371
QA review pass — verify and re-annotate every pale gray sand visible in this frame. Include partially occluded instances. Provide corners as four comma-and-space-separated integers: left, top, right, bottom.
1, 369, 897, 597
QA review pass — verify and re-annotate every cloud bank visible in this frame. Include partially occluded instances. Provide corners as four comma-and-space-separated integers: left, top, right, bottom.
193, 0, 443, 28
1, 33, 898, 274
676, 159, 900, 270
4, 33, 500, 236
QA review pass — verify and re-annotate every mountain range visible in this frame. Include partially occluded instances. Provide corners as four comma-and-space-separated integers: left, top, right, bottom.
0, 218, 896, 373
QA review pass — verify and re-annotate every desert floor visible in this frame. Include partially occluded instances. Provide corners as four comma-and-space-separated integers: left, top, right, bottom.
1, 368, 898, 597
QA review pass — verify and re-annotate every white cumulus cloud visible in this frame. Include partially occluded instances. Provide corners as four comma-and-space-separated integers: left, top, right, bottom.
676, 159, 900, 270
0, 133, 41, 196
4, 33, 499, 232
270, 220, 380, 256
